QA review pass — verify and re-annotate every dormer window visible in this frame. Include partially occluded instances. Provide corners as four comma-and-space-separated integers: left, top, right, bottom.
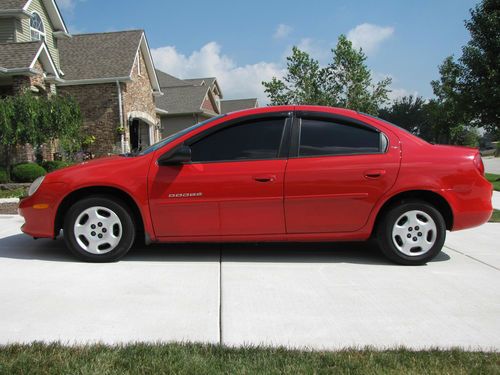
30, 12, 45, 41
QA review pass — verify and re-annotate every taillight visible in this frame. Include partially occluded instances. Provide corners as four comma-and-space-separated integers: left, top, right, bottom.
474, 153, 485, 176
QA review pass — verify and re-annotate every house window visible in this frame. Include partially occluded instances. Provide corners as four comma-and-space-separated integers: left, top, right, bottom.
30, 12, 45, 41
137, 53, 142, 76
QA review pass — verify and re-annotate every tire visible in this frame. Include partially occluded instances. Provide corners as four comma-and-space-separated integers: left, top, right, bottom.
63, 195, 136, 262
376, 200, 446, 265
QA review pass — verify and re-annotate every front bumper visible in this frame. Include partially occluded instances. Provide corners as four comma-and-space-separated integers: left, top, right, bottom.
19, 182, 66, 239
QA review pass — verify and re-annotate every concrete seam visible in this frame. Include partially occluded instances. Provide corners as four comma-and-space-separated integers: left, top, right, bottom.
444, 245, 500, 271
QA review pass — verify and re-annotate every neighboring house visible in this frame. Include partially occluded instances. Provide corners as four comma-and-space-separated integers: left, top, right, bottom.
220, 98, 258, 114
155, 70, 223, 137
0, 0, 163, 158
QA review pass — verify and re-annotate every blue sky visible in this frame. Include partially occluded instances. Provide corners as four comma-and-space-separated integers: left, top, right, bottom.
58, 0, 479, 104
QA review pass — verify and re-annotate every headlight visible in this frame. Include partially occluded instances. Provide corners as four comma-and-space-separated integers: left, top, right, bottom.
28, 176, 45, 196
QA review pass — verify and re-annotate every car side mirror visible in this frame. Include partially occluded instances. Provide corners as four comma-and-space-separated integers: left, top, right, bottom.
158, 144, 192, 166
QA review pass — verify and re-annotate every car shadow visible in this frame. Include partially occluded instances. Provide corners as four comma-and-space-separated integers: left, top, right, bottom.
0, 233, 451, 265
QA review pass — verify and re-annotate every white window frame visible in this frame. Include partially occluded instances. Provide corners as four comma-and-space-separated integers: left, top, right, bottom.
30, 12, 46, 41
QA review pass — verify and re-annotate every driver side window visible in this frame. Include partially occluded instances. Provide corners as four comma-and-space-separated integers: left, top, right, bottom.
190, 118, 286, 163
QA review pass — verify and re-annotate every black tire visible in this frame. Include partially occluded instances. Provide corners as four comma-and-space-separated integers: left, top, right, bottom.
376, 200, 446, 265
63, 195, 136, 262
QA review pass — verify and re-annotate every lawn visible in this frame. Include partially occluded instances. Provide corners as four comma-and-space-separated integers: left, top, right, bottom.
489, 209, 500, 223
0, 343, 498, 375
0, 188, 25, 199
485, 173, 500, 191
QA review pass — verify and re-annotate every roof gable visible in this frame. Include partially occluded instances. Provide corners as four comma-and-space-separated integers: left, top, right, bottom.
58, 29, 161, 93
0, 0, 68, 35
0, 40, 59, 77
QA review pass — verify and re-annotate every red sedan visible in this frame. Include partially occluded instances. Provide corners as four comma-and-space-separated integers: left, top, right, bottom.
19, 106, 493, 265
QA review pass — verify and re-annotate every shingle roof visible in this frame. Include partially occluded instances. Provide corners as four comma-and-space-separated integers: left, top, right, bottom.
156, 69, 191, 88
184, 77, 216, 87
220, 98, 259, 113
58, 30, 143, 80
156, 85, 211, 115
0, 41, 42, 69
0, 0, 28, 10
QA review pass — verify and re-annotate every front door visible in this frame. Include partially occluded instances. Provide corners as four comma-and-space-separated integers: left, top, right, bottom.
284, 115, 401, 233
148, 116, 290, 238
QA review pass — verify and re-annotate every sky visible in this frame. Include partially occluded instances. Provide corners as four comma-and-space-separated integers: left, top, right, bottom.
57, 0, 480, 104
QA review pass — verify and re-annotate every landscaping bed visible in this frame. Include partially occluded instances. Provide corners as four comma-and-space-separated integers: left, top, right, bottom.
0, 343, 498, 375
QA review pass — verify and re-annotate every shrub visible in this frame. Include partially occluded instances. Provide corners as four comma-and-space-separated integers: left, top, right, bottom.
41, 160, 73, 173
11, 163, 46, 183
0, 167, 8, 183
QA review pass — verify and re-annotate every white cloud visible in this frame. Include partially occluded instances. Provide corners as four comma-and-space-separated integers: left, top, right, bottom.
274, 24, 293, 39
152, 42, 284, 104
387, 87, 418, 102
347, 23, 394, 55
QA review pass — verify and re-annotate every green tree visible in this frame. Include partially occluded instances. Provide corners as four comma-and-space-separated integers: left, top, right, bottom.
460, 0, 500, 135
429, 56, 469, 144
379, 95, 428, 134
0, 92, 82, 179
263, 35, 392, 114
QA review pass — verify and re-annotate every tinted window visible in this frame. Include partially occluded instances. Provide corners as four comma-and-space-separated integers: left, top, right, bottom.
190, 118, 286, 162
299, 119, 381, 157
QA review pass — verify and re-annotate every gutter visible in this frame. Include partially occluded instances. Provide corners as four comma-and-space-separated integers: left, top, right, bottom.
116, 81, 125, 154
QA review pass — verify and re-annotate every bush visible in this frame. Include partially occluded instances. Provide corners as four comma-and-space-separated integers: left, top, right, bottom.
41, 160, 73, 173
0, 167, 8, 183
11, 163, 46, 183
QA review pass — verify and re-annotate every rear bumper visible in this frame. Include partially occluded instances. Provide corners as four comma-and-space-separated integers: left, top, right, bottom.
444, 176, 493, 231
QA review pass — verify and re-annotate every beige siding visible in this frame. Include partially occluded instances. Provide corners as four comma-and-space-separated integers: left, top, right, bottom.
16, 0, 60, 69
0, 18, 15, 43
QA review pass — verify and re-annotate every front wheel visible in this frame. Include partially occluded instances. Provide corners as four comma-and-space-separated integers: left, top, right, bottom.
376, 200, 446, 265
63, 196, 136, 262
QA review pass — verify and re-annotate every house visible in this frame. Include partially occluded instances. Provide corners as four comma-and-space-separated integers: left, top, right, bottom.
155, 70, 259, 137
0, 0, 163, 158
155, 70, 223, 137
220, 98, 258, 114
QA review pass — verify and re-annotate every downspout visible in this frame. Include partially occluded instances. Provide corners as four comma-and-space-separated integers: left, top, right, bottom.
116, 80, 125, 153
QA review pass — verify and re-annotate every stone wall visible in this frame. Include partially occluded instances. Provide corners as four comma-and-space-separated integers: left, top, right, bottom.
122, 49, 160, 146
58, 83, 121, 157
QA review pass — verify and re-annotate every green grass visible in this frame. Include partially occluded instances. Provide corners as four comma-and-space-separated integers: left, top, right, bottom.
489, 209, 500, 223
0, 188, 26, 199
485, 173, 500, 191
0, 343, 498, 375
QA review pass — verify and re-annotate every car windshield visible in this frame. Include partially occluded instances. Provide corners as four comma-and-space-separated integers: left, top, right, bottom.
137, 114, 227, 156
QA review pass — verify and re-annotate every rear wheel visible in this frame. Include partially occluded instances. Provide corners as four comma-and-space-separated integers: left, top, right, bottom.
63, 196, 135, 262
377, 200, 446, 265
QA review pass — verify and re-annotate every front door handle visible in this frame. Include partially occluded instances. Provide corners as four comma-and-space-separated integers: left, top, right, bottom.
253, 175, 276, 183
364, 169, 386, 179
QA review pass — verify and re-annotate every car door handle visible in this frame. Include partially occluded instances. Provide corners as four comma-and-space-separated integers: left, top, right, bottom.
253, 175, 276, 183
364, 169, 386, 179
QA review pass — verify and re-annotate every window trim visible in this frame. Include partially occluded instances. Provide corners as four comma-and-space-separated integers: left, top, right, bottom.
184, 113, 293, 164
290, 113, 389, 159
30, 12, 45, 41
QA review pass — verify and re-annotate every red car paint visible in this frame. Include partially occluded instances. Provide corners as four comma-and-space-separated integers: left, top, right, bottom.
19, 106, 493, 243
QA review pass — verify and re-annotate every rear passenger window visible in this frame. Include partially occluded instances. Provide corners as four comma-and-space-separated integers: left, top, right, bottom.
299, 119, 382, 157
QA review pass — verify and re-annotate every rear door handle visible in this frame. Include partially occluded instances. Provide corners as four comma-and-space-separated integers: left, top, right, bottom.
253, 175, 276, 183
364, 169, 386, 179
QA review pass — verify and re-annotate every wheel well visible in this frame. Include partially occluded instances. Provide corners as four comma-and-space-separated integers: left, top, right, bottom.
372, 190, 454, 235
55, 186, 145, 239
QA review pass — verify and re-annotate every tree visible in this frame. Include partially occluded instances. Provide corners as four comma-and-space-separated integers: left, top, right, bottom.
0, 92, 82, 179
460, 0, 500, 135
379, 95, 428, 134
263, 35, 392, 114
429, 56, 470, 144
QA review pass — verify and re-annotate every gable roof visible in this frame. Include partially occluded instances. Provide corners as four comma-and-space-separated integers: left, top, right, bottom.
156, 69, 191, 88
0, 0, 69, 35
58, 29, 161, 94
0, 40, 59, 77
155, 84, 214, 116
220, 98, 259, 114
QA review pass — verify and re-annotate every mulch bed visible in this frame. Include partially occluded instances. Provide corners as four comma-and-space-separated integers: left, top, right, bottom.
0, 202, 19, 215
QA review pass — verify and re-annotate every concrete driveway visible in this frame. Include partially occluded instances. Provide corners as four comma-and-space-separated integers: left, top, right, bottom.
0, 215, 499, 350
484, 157, 500, 174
